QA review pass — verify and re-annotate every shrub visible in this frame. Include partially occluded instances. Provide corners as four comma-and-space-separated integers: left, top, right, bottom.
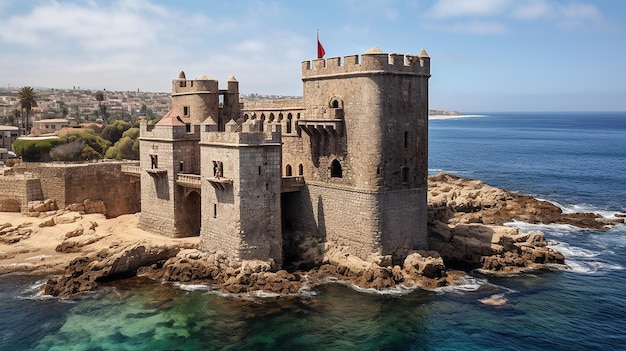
14, 138, 63, 161
50, 139, 85, 161
105, 127, 140, 160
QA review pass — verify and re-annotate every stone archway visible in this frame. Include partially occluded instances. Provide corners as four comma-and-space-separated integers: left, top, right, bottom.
180, 190, 201, 236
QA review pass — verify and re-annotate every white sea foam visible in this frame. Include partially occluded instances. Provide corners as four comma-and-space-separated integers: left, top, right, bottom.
553, 242, 600, 258
504, 220, 583, 237
173, 283, 214, 292
434, 275, 487, 294
538, 199, 625, 219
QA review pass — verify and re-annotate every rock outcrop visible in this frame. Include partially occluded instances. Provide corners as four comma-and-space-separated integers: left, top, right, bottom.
44, 243, 183, 296
34, 173, 622, 297
428, 173, 576, 273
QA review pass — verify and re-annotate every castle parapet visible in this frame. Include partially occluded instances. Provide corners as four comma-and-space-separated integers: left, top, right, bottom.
202, 120, 281, 146
302, 50, 430, 79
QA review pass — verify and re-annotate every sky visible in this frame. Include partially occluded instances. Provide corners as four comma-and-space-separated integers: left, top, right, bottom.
1, 0, 625, 112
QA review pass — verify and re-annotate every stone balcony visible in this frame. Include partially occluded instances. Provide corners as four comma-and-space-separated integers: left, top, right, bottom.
281, 176, 305, 193
177, 173, 202, 189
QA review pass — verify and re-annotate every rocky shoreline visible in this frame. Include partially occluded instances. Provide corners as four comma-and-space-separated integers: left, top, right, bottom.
3, 173, 623, 298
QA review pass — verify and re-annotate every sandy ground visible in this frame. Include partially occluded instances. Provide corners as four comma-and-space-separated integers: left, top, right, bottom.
0, 211, 198, 276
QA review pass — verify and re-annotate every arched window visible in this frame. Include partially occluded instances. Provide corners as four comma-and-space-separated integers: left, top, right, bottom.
269, 113, 275, 123
260, 114, 266, 132
285, 164, 292, 176
286, 113, 293, 134
243, 113, 249, 121
330, 96, 343, 109
298, 164, 304, 176
330, 159, 342, 178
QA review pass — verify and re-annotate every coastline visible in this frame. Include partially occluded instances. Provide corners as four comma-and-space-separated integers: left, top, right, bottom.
428, 114, 486, 120
2, 173, 622, 298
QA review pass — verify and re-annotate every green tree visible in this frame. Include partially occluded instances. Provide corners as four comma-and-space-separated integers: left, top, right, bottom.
94, 90, 107, 125
18, 86, 37, 135
105, 127, 140, 160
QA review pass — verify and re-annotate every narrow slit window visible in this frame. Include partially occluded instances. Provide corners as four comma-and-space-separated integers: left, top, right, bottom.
402, 167, 409, 183
404, 131, 409, 148
330, 159, 342, 178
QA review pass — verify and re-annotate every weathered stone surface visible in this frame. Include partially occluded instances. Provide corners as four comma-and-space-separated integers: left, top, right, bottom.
428, 173, 573, 273
44, 243, 182, 297
0, 198, 21, 212
429, 172, 607, 229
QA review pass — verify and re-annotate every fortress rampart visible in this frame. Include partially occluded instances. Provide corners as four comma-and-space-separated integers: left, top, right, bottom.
302, 51, 430, 80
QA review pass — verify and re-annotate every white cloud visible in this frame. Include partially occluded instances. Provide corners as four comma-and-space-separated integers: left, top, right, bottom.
428, 0, 512, 18
0, 0, 312, 94
512, 0, 552, 20
425, 0, 610, 34
556, 3, 604, 28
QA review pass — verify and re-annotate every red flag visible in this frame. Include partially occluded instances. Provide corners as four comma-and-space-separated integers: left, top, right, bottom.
317, 33, 325, 59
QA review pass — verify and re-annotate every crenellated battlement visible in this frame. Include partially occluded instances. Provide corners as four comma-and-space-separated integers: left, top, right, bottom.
302, 49, 430, 79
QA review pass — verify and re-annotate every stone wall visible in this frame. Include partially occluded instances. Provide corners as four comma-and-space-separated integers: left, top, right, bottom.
283, 181, 427, 263
0, 175, 43, 213
13, 162, 140, 217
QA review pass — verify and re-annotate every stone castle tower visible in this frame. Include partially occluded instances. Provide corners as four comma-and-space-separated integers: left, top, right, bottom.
138, 47, 431, 267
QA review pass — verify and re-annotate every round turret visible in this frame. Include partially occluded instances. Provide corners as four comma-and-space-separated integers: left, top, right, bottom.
178, 71, 186, 79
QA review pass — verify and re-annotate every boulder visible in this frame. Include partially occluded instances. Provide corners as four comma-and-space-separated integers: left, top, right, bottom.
44, 243, 182, 297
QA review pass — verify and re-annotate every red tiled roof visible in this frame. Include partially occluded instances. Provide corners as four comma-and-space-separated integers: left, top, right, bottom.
156, 108, 186, 126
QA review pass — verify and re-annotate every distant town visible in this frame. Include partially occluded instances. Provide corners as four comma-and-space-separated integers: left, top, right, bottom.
0, 87, 458, 131
0, 86, 304, 127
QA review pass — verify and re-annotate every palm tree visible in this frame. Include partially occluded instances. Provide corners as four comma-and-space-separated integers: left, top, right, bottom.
94, 90, 107, 125
18, 86, 37, 135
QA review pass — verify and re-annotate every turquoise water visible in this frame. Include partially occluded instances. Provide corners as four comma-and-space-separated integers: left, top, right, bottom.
1, 112, 625, 350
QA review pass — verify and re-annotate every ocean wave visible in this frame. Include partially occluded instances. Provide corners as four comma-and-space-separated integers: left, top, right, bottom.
434, 274, 487, 294
316, 276, 420, 296
539, 199, 625, 219
553, 243, 600, 258
563, 260, 624, 275
503, 220, 584, 236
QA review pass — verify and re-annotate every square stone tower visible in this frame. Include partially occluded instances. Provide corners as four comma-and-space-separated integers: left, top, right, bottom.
199, 119, 283, 265
138, 110, 201, 237
284, 48, 431, 264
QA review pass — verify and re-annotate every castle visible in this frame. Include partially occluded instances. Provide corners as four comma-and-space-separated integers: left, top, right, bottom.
138, 47, 431, 267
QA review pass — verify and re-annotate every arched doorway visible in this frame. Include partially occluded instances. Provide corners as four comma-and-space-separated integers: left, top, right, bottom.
180, 190, 201, 236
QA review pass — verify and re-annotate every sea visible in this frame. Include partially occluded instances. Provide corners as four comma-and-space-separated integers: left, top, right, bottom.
1, 111, 625, 351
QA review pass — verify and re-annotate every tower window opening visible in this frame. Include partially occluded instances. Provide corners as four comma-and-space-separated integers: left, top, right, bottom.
150, 155, 158, 169
213, 204, 217, 218
179, 81, 186, 88
186, 123, 191, 133
286, 113, 293, 134
179, 161, 184, 172
298, 164, 304, 176
330, 159, 343, 178
213, 161, 223, 178
286, 164, 292, 176
183, 106, 189, 116
404, 131, 409, 148
402, 167, 409, 183
258, 166, 262, 175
